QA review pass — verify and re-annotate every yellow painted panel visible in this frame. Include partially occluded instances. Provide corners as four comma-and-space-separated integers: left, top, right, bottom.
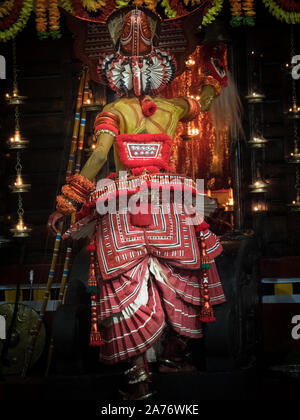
33, 289, 45, 301
274, 283, 293, 295
5, 290, 23, 302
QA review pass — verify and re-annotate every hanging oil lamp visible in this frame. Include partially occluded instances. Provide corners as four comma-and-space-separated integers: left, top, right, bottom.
181, 124, 199, 141
252, 199, 268, 213
5, 90, 27, 106
249, 168, 268, 193
224, 187, 234, 212
5, 41, 27, 105
9, 174, 31, 193
245, 91, 266, 103
7, 128, 29, 150
287, 168, 300, 212
248, 135, 268, 149
10, 215, 31, 237
287, 144, 300, 164
285, 103, 300, 120
10, 194, 32, 237
9, 151, 31, 193
8, 40, 32, 237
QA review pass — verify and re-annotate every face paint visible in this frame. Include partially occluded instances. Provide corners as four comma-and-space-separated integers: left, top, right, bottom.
120, 10, 152, 57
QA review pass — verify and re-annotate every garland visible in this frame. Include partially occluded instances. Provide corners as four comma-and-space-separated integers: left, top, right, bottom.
60, 0, 75, 14
49, 0, 61, 39
71, 0, 116, 21
229, 0, 255, 26
200, 0, 224, 28
0, 0, 14, 18
81, 0, 106, 12
161, 0, 177, 18
144, 0, 157, 11
36, 0, 75, 40
0, 0, 33, 42
115, 0, 130, 8
36, 0, 47, 38
262, 0, 300, 23
0, 0, 23, 30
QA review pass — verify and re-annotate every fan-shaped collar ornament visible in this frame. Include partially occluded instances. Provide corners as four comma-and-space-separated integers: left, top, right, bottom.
98, 48, 177, 96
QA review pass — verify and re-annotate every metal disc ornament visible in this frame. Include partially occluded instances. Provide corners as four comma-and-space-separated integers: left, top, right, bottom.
0, 303, 46, 375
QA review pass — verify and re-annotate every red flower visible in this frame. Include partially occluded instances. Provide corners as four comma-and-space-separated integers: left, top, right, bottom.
141, 100, 157, 117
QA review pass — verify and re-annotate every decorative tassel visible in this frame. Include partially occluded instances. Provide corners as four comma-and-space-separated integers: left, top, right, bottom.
199, 232, 215, 323
87, 239, 104, 346
90, 298, 104, 347
199, 274, 216, 323
199, 233, 211, 270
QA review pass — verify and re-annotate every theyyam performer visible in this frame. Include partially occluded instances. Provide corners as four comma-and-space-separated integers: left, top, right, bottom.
47, 2, 231, 400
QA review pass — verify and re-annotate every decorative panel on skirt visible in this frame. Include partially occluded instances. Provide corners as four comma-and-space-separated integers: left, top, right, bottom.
95, 209, 225, 364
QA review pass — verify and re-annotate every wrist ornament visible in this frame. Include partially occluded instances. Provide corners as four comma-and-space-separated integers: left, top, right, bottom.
56, 174, 95, 216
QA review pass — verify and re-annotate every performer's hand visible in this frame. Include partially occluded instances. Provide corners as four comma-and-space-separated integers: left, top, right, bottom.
200, 85, 215, 111
47, 211, 65, 236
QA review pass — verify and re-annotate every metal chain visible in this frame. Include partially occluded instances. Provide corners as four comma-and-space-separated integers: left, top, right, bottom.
17, 193, 24, 219
12, 39, 18, 95
12, 39, 26, 228
290, 26, 300, 154
293, 121, 299, 153
15, 105, 20, 131
15, 151, 22, 175
290, 26, 297, 109
296, 167, 300, 190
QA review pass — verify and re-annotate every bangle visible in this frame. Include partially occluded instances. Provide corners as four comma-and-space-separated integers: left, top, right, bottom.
181, 97, 201, 122
94, 122, 119, 136
62, 174, 95, 205
94, 112, 120, 133
56, 195, 76, 216
95, 129, 117, 138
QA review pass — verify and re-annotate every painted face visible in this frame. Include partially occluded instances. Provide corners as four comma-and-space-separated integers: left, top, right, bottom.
120, 9, 152, 57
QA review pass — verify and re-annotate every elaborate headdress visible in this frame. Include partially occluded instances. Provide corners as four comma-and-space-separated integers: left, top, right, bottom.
107, 6, 161, 55
64, 1, 213, 88
97, 6, 176, 96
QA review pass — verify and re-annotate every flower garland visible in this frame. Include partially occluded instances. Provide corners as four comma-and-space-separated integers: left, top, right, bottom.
199, 0, 224, 28
262, 0, 300, 23
35, 0, 75, 39
161, 0, 177, 18
144, 0, 157, 11
49, 0, 61, 39
71, 0, 116, 21
0, 0, 23, 30
0, 0, 33, 42
229, 0, 255, 26
243, 0, 256, 25
0, 0, 15, 18
115, 0, 130, 8
36, 0, 47, 38
60, 0, 75, 14
81, 0, 106, 12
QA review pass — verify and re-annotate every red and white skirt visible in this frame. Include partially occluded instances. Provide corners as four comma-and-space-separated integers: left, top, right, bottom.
96, 219, 225, 364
